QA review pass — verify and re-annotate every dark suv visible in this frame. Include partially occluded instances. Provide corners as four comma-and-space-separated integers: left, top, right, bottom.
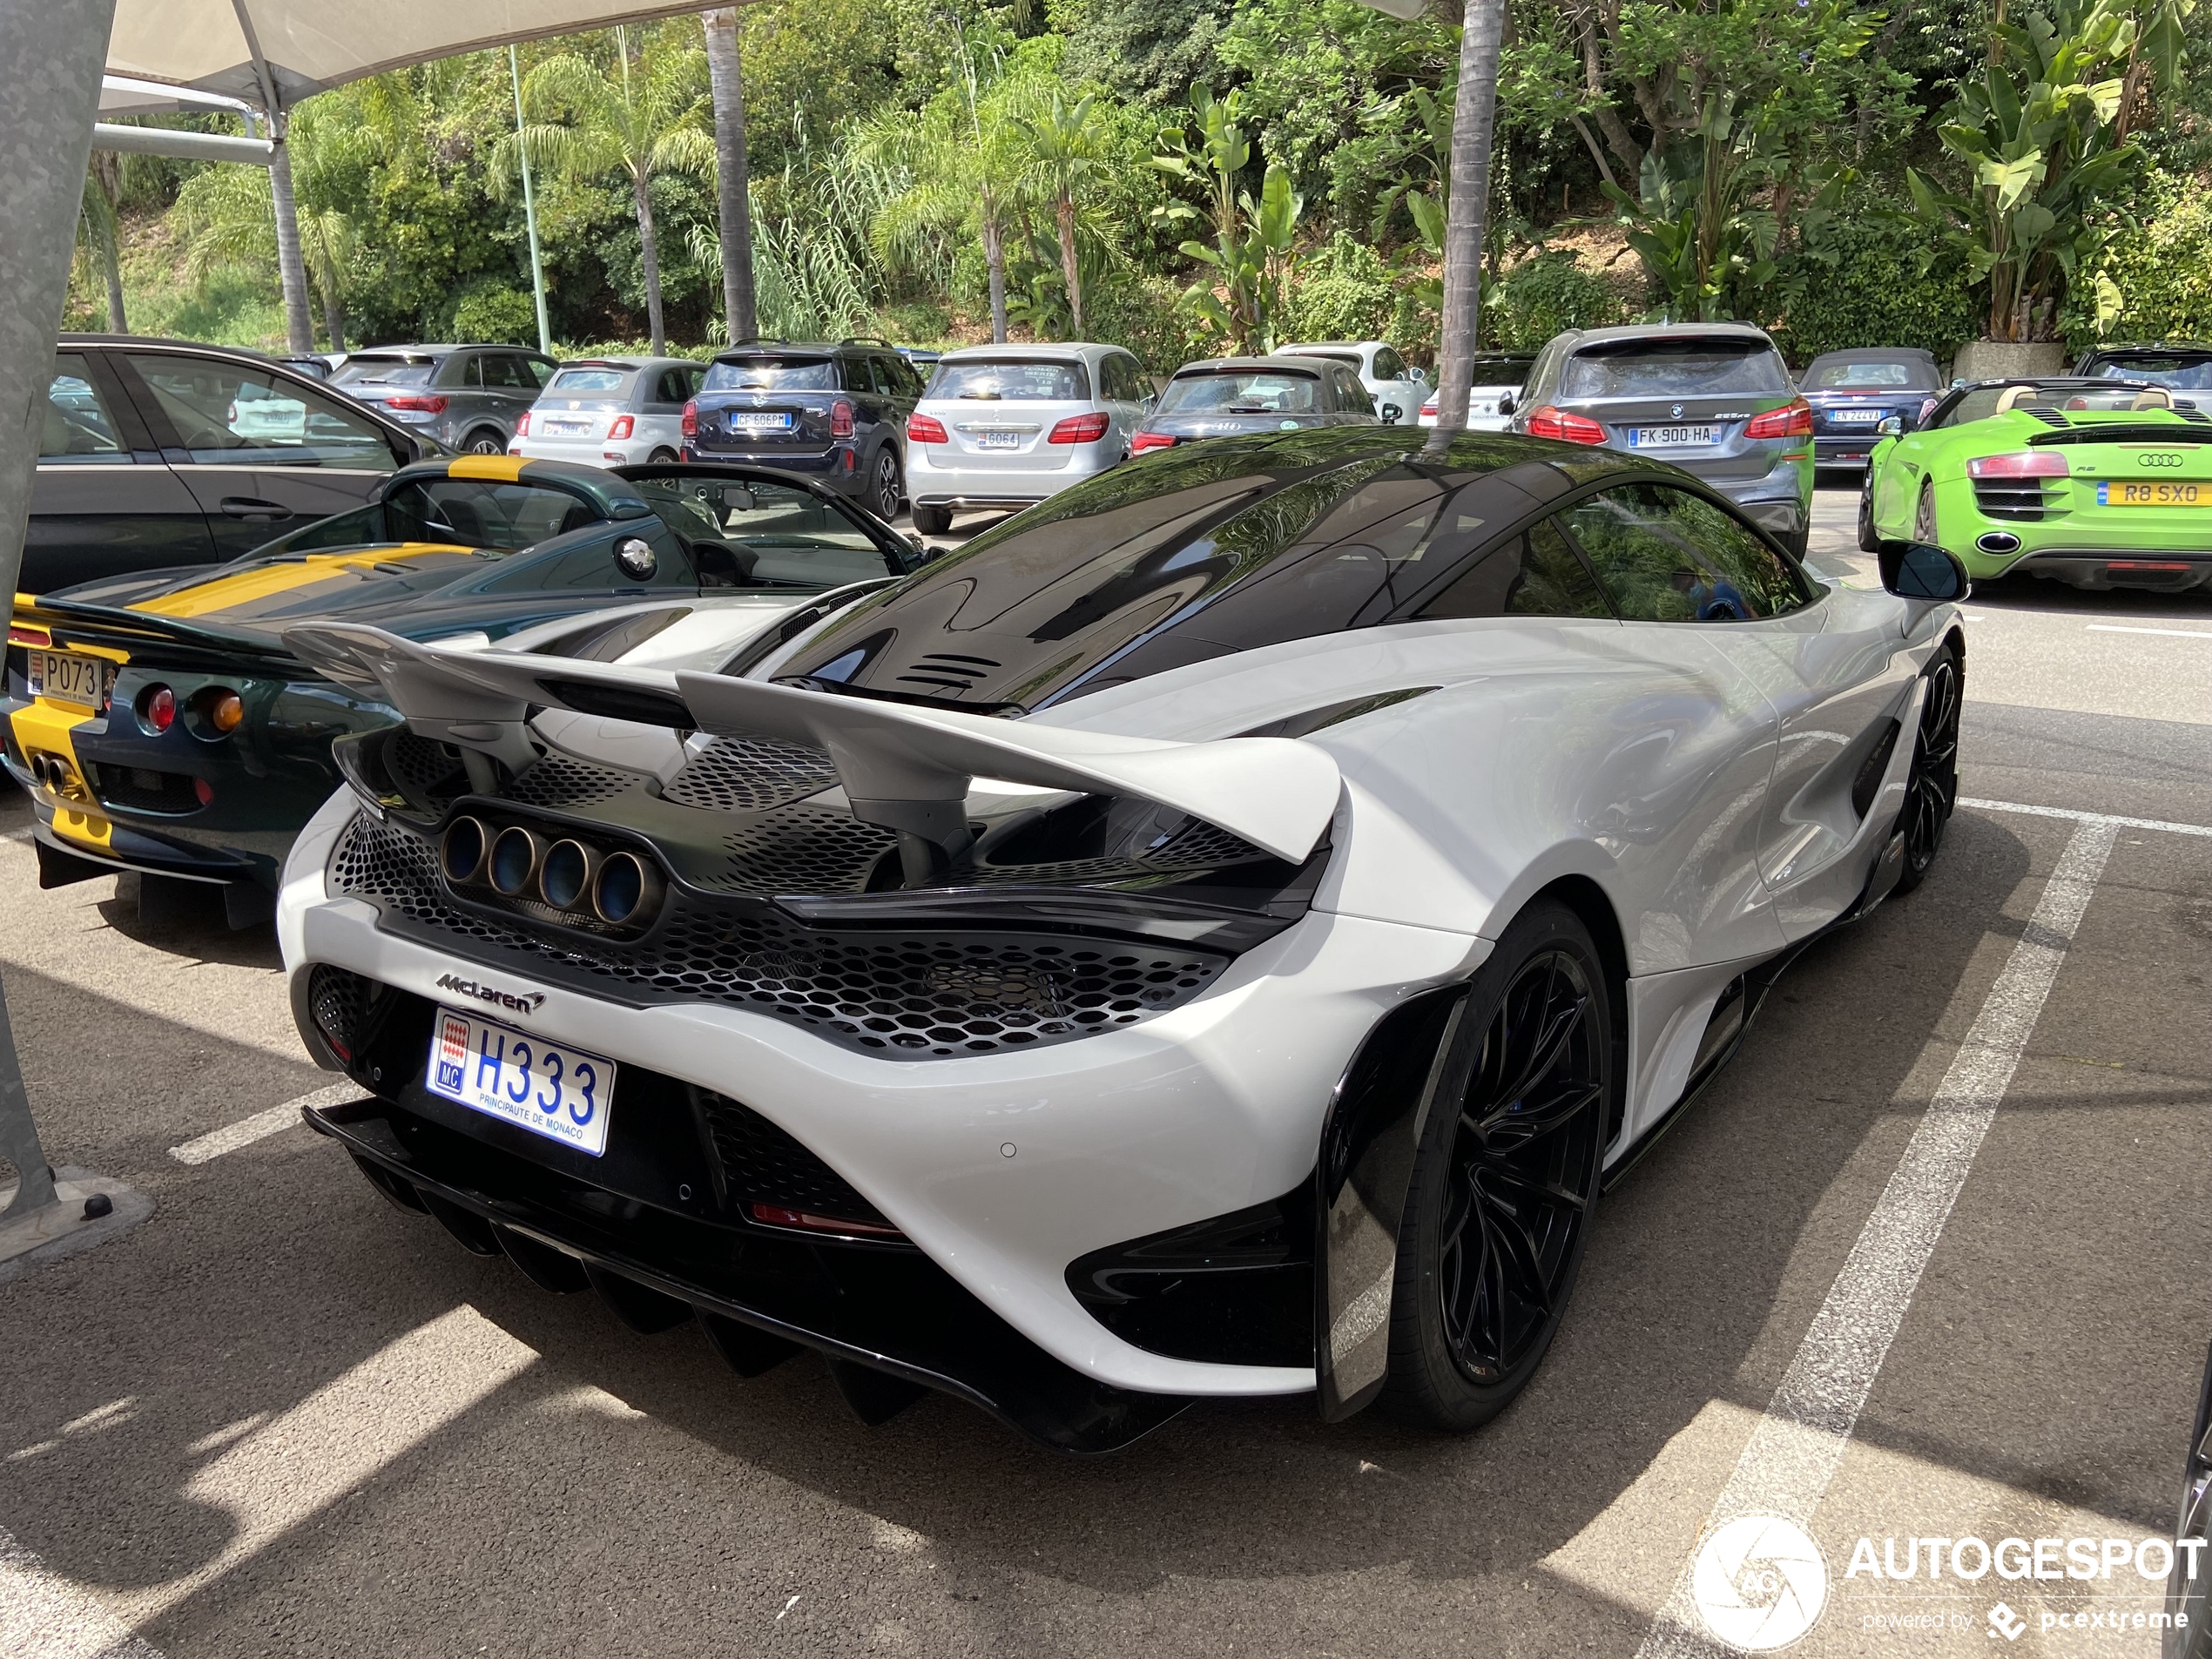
683, 338, 922, 520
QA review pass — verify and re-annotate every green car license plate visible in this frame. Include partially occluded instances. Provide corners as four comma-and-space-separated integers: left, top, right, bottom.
27, 649, 110, 707
2098, 480, 2210, 506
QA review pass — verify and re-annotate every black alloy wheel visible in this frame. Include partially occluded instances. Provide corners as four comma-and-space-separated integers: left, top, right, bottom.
1912, 477, 1939, 544
1894, 640, 1963, 893
466, 428, 506, 455
1384, 900, 1614, 1431
873, 447, 903, 520
1857, 472, 1881, 553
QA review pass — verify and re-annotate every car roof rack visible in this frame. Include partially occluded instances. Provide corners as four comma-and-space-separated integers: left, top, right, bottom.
839, 335, 894, 348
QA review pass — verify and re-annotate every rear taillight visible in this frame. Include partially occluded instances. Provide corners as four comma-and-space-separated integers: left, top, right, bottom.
831, 399, 855, 438
382, 395, 448, 414
1420, 401, 1439, 418
907, 412, 948, 443
9, 624, 50, 647
1048, 411, 1111, 444
515, 411, 531, 436
1130, 431, 1177, 453
1743, 399, 1815, 440
137, 684, 176, 735
608, 415, 635, 440
1967, 450, 2067, 478
1526, 406, 1608, 444
681, 399, 698, 438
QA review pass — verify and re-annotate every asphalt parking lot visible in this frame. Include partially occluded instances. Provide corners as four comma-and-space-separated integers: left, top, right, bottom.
3, 483, 2209, 1658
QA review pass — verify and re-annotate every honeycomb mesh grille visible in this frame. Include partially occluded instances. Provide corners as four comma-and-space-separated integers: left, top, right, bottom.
504, 754, 637, 809
329, 815, 1229, 1059
88, 764, 199, 815
386, 731, 467, 799
308, 962, 369, 1057
696, 1089, 893, 1227
711, 806, 898, 894
661, 737, 839, 813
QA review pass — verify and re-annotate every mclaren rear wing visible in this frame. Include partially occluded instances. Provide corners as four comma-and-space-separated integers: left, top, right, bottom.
284, 622, 1341, 865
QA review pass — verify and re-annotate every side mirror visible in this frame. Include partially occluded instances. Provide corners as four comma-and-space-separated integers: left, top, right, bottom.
1878, 539, 1970, 602
1380, 402, 1403, 425
1878, 416, 1904, 438
1411, 368, 1428, 386
1498, 392, 1517, 416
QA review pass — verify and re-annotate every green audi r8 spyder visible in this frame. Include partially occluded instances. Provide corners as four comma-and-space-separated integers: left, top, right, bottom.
1859, 376, 2212, 592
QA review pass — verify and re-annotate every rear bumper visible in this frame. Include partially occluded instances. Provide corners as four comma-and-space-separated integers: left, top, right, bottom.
307, 1091, 1194, 1453
1812, 437, 1876, 469
683, 442, 862, 493
510, 436, 667, 466
906, 446, 1101, 506
2013, 550, 2212, 591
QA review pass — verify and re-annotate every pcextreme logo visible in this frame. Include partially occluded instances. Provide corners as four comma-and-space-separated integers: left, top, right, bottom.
435, 972, 546, 1015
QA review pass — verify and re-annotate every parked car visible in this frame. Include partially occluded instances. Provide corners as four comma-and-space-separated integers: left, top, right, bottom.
2074, 341, 2212, 396
274, 354, 338, 381
682, 338, 923, 522
903, 343, 1154, 535
273, 423, 1964, 1450
1859, 375, 2211, 591
898, 346, 942, 374
1509, 322, 1815, 555
332, 344, 558, 455
3, 455, 921, 925
1279, 340, 1427, 425
511, 356, 704, 467
1797, 347, 1945, 474
1132, 355, 1381, 453
30, 335, 434, 595
1418, 351, 1539, 433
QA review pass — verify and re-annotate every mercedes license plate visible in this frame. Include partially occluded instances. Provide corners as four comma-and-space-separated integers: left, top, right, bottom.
1627, 424, 1720, 448
2099, 480, 2209, 506
27, 649, 109, 707
974, 429, 1022, 450
1830, 408, 1883, 424
427, 1007, 615, 1157
729, 410, 792, 431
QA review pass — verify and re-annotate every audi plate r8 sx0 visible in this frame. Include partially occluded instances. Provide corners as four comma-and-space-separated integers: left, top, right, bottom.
275, 427, 1968, 1452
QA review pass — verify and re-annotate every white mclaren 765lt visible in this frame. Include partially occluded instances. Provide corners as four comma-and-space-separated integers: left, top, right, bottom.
275, 427, 1967, 1453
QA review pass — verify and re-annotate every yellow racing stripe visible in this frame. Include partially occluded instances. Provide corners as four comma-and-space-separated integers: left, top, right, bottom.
132, 543, 472, 619
447, 455, 529, 483
8, 698, 113, 852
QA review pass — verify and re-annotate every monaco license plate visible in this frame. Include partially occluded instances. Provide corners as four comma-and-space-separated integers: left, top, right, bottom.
973, 429, 1022, 450
729, 410, 792, 431
426, 1007, 615, 1157
1627, 424, 1720, 448
27, 649, 110, 707
2098, 480, 2210, 507
1830, 408, 1883, 424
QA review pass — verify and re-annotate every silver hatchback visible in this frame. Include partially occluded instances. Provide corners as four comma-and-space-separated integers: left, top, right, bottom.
1509, 323, 1815, 554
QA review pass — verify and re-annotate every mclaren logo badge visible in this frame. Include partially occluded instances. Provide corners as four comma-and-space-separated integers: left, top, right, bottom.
435, 973, 546, 1015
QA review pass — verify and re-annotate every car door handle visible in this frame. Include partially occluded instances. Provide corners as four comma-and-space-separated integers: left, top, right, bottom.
219, 496, 293, 519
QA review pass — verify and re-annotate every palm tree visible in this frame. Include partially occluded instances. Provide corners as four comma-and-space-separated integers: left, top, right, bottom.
702, 8, 759, 343
78, 152, 126, 333
504, 28, 715, 354
1425, 0, 1506, 446
170, 159, 358, 350
1019, 91, 1107, 338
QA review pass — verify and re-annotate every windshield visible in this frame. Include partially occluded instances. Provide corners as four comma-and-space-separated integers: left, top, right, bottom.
2091, 354, 2212, 390
627, 473, 906, 590
1158, 371, 1320, 414
333, 357, 437, 388
1561, 341, 1791, 399
1805, 357, 1936, 390
383, 478, 599, 550
547, 367, 637, 398
1466, 354, 1535, 387
927, 358, 1089, 401
702, 356, 838, 393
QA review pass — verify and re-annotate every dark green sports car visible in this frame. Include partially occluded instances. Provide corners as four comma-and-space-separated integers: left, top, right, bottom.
3, 454, 921, 924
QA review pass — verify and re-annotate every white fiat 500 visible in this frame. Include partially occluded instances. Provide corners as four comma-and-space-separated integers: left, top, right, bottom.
1280, 340, 1428, 426
904, 343, 1154, 536
511, 358, 704, 467
277, 428, 1966, 1453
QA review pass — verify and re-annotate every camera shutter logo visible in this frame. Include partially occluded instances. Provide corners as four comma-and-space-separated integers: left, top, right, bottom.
1689, 1514, 1829, 1650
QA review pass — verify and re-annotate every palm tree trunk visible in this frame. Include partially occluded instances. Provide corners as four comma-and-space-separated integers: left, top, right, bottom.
1426, 0, 1506, 442
704, 8, 758, 345
320, 273, 348, 353
267, 131, 315, 355
99, 219, 126, 334
981, 204, 1008, 344
91, 152, 126, 332
633, 165, 667, 354
1055, 192, 1082, 339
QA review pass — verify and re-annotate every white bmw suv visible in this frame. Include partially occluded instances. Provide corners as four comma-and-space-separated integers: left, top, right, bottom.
904, 343, 1154, 536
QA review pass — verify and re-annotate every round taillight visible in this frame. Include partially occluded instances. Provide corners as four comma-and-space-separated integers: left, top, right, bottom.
138, 685, 176, 734
206, 689, 244, 733
441, 817, 489, 884
489, 826, 543, 897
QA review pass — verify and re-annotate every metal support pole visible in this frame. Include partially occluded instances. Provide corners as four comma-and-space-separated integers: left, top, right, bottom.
0, 0, 118, 1217
1425, 0, 1505, 447
512, 45, 552, 357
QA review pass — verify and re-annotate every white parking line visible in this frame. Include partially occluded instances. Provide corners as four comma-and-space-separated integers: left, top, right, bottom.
0, 1521, 165, 1659
167, 1081, 361, 1166
1635, 813, 2118, 1657
2087, 624, 2212, 640
1963, 796, 2212, 839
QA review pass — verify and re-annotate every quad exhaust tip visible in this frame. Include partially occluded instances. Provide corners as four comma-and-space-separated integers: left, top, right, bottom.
1976, 531, 2021, 554
437, 814, 663, 928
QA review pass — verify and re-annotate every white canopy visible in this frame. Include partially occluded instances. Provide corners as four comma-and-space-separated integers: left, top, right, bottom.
103, 1, 731, 114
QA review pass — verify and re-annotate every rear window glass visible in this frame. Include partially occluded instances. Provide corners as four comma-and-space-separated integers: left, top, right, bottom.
383, 479, 598, 551
1467, 354, 1535, 386
628, 472, 905, 590
1561, 341, 1790, 399
1289, 351, 1363, 371
1158, 370, 1321, 415
703, 356, 838, 393
1805, 358, 1936, 390
1943, 383, 2177, 424
928, 359, 1089, 401
548, 368, 636, 397
334, 357, 436, 388
2090, 354, 2212, 389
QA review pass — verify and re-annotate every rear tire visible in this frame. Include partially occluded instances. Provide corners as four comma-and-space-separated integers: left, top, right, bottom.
1857, 472, 1881, 553
1894, 638, 1963, 894
647, 447, 678, 464
1381, 900, 1615, 1433
1912, 477, 1939, 544
465, 428, 506, 455
911, 503, 954, 537
872, 447, 903, 520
